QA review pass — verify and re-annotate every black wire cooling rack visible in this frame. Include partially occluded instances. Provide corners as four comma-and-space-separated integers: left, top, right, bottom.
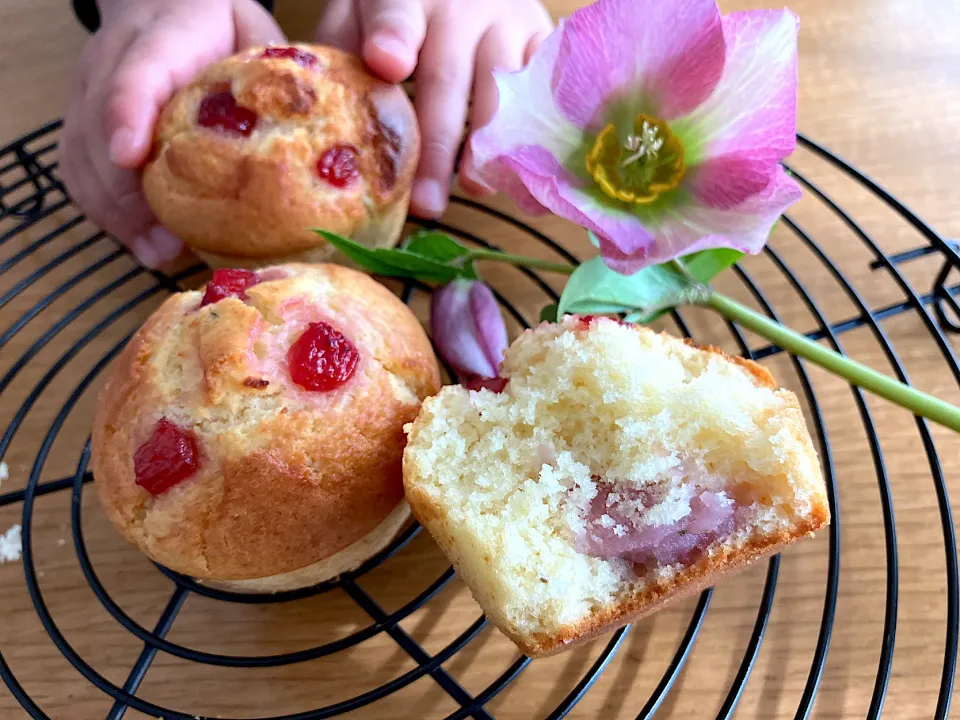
0, 119, 958, 719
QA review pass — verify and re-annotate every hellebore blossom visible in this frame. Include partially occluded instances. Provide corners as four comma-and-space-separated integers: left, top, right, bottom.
431, 279, 509, 384
469, 0, 802, 275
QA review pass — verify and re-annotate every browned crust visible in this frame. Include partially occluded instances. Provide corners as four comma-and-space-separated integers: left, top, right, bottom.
142, 44, 419, 262
403, 320, 829, 658
91, 263, 439, 580
680, 336, 776, 389
406, 480, 827, 658
201, 501, 412, 593
189, 197, 410, 270
519, 514, 827, 657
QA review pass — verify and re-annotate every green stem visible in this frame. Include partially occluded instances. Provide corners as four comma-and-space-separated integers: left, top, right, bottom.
705, 291, 960, 432
668, 258, 700, 284
468, 249, 575, 275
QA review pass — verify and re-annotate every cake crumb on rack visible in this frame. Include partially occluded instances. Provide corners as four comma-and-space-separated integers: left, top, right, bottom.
0, 461, 8, 488
0, 524, 22, 564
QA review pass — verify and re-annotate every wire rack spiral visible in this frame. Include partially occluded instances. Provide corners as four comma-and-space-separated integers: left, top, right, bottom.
0, 119, 958, 719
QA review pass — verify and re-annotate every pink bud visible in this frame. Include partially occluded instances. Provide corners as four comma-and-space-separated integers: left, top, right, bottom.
430, 279, 508, 380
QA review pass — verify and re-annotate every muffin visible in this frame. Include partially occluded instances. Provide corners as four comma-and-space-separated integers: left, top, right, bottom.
92, 263, 440, 592
142, 44, 419, 268
403, 316, 829, 656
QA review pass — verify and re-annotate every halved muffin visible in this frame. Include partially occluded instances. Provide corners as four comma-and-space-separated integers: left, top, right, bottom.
403, 316, 829, 657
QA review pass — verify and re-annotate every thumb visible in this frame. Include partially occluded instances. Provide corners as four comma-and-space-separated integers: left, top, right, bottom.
233, 0, 286, 50
105, 3, 285, 169
357, 0, 426, 83
104, 28, 224, 169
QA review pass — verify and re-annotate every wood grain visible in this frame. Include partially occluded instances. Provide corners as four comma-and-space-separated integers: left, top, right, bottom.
2, 0, 960, 718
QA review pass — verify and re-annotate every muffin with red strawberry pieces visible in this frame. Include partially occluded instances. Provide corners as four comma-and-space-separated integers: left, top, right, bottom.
143, 44, 419, 269
92, 263, 439, 592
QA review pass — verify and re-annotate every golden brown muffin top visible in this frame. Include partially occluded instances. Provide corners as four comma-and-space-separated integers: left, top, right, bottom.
147, 44, 419, 256
92, 263, 439, 580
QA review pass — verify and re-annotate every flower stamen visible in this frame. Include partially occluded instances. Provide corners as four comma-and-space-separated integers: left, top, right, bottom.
586, 114, 686, 205
620, 121, 665, 168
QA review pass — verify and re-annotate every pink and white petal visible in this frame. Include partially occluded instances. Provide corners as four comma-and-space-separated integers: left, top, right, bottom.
431, 280, 500, 378
686, 153, 777, 210
596, 236, 658, 275
679, 10, 799, 162
478, 157, 551, 216
469, 23, 580, 173
648, 166, 802, 265
469, 282, 509, 373
499, 145, 658, 268
553, 0, 725, 128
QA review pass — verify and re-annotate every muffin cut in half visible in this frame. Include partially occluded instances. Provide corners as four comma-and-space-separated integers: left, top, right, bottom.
403, 316, 829, 657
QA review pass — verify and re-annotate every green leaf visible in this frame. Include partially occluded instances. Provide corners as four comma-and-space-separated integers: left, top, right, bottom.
404, 230, 470, 261
557, 248, 743, 324
314, 230, 402, 275
539, 303, 559, 324
315, 230, 472, 283
558, 257, 691, 319
404, 230, 479, 279
683, 247, 744, 284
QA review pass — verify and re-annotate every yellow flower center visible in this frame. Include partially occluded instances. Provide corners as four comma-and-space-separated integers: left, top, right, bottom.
586, 114, 685, 204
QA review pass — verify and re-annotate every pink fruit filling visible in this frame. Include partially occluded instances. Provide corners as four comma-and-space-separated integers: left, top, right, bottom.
575, 483, 744, 568
197, 92, 258, 136
464, 376, 508, 393
255, 267, 290, 282
317, 145, 360, 187
288, 321, 359, 391
259, 47, 319, 68
576, 315, 629, 328
134, 418, 200, 495
200, 268, 260, 307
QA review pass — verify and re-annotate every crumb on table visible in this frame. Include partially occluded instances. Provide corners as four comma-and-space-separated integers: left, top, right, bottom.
0, 524, 22, 564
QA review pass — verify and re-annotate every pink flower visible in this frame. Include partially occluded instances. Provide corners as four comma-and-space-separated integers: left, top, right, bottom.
467, 0, 802, 275
431, 280, 508, 381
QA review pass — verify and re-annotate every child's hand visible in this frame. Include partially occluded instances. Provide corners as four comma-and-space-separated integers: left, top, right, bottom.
59, 0, 284, 268
316, 0, 554, 219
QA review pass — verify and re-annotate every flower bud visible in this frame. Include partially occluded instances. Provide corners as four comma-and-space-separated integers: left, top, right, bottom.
430, 279, 508, 381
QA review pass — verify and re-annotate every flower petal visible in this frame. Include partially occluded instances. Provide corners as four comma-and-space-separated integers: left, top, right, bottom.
686, 153, 777, 210
430, 280, 507, 379
469, 281, 509, 373
481, 157, 552, 216
679, 10, 799, 164
595, 236, 655, 276
500, 145, 658, 271
470, 24, 580, 173
553, 0, 725, 128
641, 166, 801, 266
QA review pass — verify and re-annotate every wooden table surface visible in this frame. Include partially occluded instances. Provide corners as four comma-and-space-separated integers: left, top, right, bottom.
2, 0, 960, 718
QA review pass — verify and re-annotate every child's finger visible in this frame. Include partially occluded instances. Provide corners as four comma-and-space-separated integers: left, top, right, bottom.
232, 0, 286, 49
315, 0, 363, 55
104, 3, 283, 169
459, 25, 526, 197
63, 131, 180, 268
524, 29, 550, 65
132, 225, 185, 269
104, 28, 221, 168
411, 13, 485, 218
61, 121, 162, 264
357, 0, 426, 83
